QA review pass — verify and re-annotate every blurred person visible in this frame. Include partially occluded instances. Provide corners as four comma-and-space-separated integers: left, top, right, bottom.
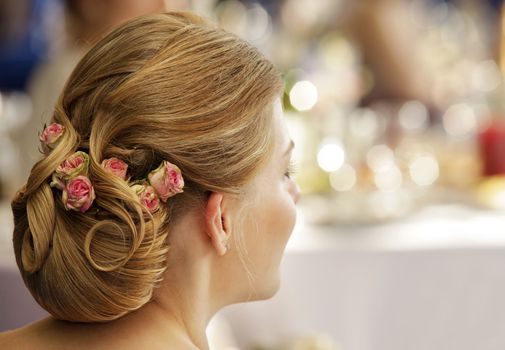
27, 0, 169, 116
342, 0, 502, 106
12, 0, 170, 198
340, 0, 433, 106
0, 11, 300, 349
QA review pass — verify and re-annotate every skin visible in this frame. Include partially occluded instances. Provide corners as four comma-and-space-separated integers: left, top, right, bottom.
0, 98, 300, 349
69, 0, 167, 43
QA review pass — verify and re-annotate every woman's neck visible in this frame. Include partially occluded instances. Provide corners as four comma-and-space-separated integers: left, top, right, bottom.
142, 264, 217, 350
125, 214, 225, 350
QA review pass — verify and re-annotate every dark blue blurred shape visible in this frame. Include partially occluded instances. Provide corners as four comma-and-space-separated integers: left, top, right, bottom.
0, 0, 53, 92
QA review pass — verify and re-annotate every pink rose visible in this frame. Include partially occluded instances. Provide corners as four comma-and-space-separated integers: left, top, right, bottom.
148, 161, 184, 202
131, 183, 160, 213
55, 151, 89, 180
62, 175, 95, 213
40, 123, 64, 153
101, 157, 128, 180
40, 123, 64, 144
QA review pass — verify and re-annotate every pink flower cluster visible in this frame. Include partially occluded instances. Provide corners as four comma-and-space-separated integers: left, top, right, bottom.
130, 161, 185, 213
41, 123, 96, 213
100, 157, 184, 213
42, 123, 185, 215
50, 150, 95, 213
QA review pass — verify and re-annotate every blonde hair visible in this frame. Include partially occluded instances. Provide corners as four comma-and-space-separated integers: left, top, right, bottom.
11, 12, 283, 323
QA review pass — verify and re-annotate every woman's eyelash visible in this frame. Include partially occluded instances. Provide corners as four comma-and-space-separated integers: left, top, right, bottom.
285, 159, 298, 178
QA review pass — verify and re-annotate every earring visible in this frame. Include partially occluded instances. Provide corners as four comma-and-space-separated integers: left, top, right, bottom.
221, 239, 229, 252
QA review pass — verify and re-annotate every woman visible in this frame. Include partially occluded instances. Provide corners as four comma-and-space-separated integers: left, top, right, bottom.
0, 11, 300, 350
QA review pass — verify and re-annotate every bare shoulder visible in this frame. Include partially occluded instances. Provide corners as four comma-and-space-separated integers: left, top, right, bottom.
0, 316, 197, 350
0, 319, 97, 350
0, 318, 72, 350
0, 324, 41, 350
0, 329, 19, 350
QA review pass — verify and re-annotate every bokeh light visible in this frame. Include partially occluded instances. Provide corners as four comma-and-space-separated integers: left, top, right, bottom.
409, 155, 439, 186
399, 100, 429, 131
289, 80, 318, 111
245, 3, 272, 43
329, 164, 356, 192
366, 144, 395, 173
442, 103, 477, 136
471, 60, 501, 92
317, 141, 345, 172
374, 166, 403, 192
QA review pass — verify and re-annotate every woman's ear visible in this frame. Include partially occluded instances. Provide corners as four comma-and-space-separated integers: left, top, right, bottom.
205, 192, 230, 256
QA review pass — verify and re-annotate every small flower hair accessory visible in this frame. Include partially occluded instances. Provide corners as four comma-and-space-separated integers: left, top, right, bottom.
42, 123, 184, 214
39, 123, 65, 153
101, 157, 128, 180
62, 175, 95, 213
130, 182, 160, 213
148, 160, 184, 202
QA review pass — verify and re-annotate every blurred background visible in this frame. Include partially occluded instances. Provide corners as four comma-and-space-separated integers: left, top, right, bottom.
2, 0, 505, 349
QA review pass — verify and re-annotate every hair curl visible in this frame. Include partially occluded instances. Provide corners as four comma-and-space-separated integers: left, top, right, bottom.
11, 11, 283, 322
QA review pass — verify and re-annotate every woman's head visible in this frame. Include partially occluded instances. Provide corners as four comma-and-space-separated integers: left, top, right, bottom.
12, 11, 284, 323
